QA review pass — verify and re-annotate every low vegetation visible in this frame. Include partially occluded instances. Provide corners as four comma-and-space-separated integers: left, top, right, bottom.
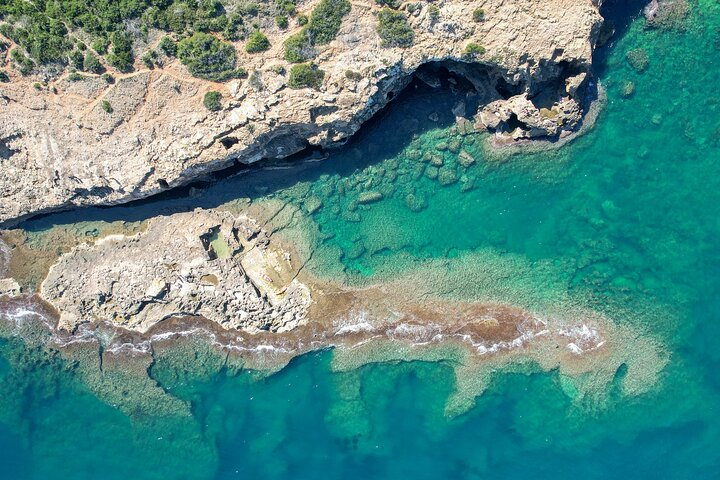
288, 63, 324, 89
283, 29, 315, 63
158, 36, 177, 57
464, 43, 486, 59
283, 0, 351, 62
472, 7, 485, 22
177, 32, 240, 81
245, 30, 270, 53
100, 99, 112, 113
203, 90, 223, 111
375, 0, 401, 9
0, 0, 299, 77
83, 53, 104, 73
376, 8, 414, 48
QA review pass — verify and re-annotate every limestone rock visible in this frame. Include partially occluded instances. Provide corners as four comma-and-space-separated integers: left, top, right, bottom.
0, 278, 21, 297
40, 210, 311, 333
0, 0, 605, 225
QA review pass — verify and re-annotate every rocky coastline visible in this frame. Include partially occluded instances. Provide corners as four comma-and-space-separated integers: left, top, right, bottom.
0, 0, 675, 417
1, 0, 607, 225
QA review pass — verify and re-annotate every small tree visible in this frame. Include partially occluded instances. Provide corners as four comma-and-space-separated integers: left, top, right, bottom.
107, 31, 135, 73
101, 100, 113, 113
203, 91, 223, 111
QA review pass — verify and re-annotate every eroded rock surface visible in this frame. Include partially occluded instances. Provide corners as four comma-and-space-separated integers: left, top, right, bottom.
0, 0, 605, 224
41, 210, 311, 333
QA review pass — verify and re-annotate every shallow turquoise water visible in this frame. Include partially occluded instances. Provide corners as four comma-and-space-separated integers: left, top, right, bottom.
2, 1, 720, 478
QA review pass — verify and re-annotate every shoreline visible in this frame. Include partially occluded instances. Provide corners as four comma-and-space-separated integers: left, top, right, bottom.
0, 242, 669, 417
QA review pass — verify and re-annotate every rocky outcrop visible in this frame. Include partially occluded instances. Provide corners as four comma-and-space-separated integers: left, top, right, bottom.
475, 75, 586, 141
0, 0, 605, 224
40, 210, 311, 333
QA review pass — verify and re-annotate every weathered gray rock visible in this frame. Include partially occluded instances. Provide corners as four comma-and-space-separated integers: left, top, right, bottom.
476, 92, 584, 140
41, 210, 311, 333
0, 278, 21, 297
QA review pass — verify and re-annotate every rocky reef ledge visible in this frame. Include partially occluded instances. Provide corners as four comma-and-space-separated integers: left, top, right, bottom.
0, 0, 605, 224
0, 201, 668, 417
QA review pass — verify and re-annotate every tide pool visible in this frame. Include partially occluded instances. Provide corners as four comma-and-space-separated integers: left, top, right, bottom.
1, 0, 720, 478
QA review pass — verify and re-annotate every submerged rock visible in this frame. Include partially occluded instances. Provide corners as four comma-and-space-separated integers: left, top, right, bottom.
358, 191, 384, 204
458, 150, 476, 168
425, 166, 440, 180
438, 166, 459, 186
304, 196, 323, 214
626, 48, 650, 73
404, 192, 428, 212
621, 81, 636, 99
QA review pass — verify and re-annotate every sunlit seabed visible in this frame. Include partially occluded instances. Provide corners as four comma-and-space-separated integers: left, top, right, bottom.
1, 2, 720, 478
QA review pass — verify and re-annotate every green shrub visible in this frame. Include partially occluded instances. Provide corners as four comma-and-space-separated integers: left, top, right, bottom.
178, 32, 238, 81
69, 49, 84, 70
83, 53, 104, 73
107, 32, 134, 72
91, 39, 109, 55
427, 5, 439, 21
345, 69, 362, 81
283, 28, 315, 62
288, 63, 325, 89
100, 100, 113, 113
239, 2, 260, 17
203, 90, 223, 111
33, 82, 42, 90
102, 73, 115, 83
0, 71, 9, 82
375, 0, 400, 8
282, 0, 350, 62
269, 64, 286, 75
472, 7, 485, 22
141, 50, 157, 68
276, 15, 289, 29
10, 49, 35, 75
159, 36, 177, 57
276, 0, 296, 16
308, 0, 351, 44
245, 30, 270, 53
463, 43, 485, 59
297, 14, 308, 26
376, 8, 414, 48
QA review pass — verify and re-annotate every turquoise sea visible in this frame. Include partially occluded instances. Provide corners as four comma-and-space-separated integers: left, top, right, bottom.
2, 0, 720, 478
